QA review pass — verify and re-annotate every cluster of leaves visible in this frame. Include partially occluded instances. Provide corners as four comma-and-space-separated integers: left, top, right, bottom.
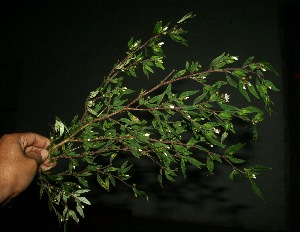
37, 13, 279, 229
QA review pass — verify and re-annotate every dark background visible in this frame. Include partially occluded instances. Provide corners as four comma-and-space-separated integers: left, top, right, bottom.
0, 0, 299, 231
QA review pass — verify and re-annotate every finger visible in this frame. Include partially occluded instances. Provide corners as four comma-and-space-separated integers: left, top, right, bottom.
40, 157, 57, 171
20, 133, 50, 150
40, 161, 57, 171
26, 150, 43, 167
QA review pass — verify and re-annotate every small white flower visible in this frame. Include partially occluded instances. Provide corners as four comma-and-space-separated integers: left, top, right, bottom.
87, 139, 91, 142
170, 105, 175, 109
184, 96, 189, 100
248, 83, 252, 86
213, 127, 220, 134
144, 133, 150, 137
243, 85, 246, 90
158, 42, 164, 47
122, 87, 128, 92
164, 152, 168, 156
202, 76, 207, 79
262, 68, 266, 71
210, 144, 214, 147
232, 56, 238, 60
224, 93, 230, 102
252, 174, 256, 179
138, 149, 142, 152
73, 166, 76, 169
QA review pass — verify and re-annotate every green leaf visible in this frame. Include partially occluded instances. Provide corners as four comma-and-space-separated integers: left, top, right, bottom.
173, 69, 186, 78
76, 203, 85, 218
158, 169, 163, 187
127, 111, 141, 124
74, 189, 90, 194
243, 56, 254, 66
239, 80, 250, 102
179, 90, 199, 100
210, 52, 225, 69
227, 156, 245, 164
206, 156, 214, 173
247, 82, 260, 99
153, 21, 162, 34
210, 153, 222, 163
128, 37, 134, 49
221, 131, 228, 143
170, 34, 188, 46
226, 74, 238, 88
185, 156, 205, 168
132, 184, 149, 201
260, 61, 279, 76
68, 210, 79, 223
78, 177, 89, 187
249, 179, 265, 202
219, 103, 239, 111
97, 174, 109, 191
205, 132, 225, 148
148, 93, 165, 104
249, 165, 272, 172
225, 143, 245, 155
229, 169, 241, 180
177, 12, 195, 24
180, 159, 187, 178
264, 80, 280, 91
76, 197, 91, 205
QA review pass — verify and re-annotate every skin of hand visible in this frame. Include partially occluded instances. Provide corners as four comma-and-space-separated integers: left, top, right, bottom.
0, 132, 56, 205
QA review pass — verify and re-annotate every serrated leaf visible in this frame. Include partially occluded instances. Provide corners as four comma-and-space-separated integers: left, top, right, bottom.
247, 82, 260, 98
260, 61, 279, 76
249, 179, 265, 202
173, 69, 186, 78
243, 56, 255, 66
239, 80, 250, 102
128, 37, 134, 49
170, 34, 187, 46
185, 156, 204, 168
206, 156, 214, 173
76, 203, 85, 218
74, 189, 90, 194
210, 52, 225, 69
264, 80, 280, 91
153, 20, 162, 34
227, 156, 245, 163
76, 197, 91, 205
229, 169, 242, 180
68, 210, 79, 223
225, 143, 245, 155
177, 12, 195, 24
179, 90, 199, 100
226, 74, 238, 88
180, 159, 187, 178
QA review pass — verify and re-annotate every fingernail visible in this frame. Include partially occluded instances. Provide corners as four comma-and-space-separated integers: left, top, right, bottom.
43, 166, 52, 171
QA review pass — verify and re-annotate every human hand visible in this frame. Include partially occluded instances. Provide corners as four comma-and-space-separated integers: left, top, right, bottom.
0, 132, 56, 205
